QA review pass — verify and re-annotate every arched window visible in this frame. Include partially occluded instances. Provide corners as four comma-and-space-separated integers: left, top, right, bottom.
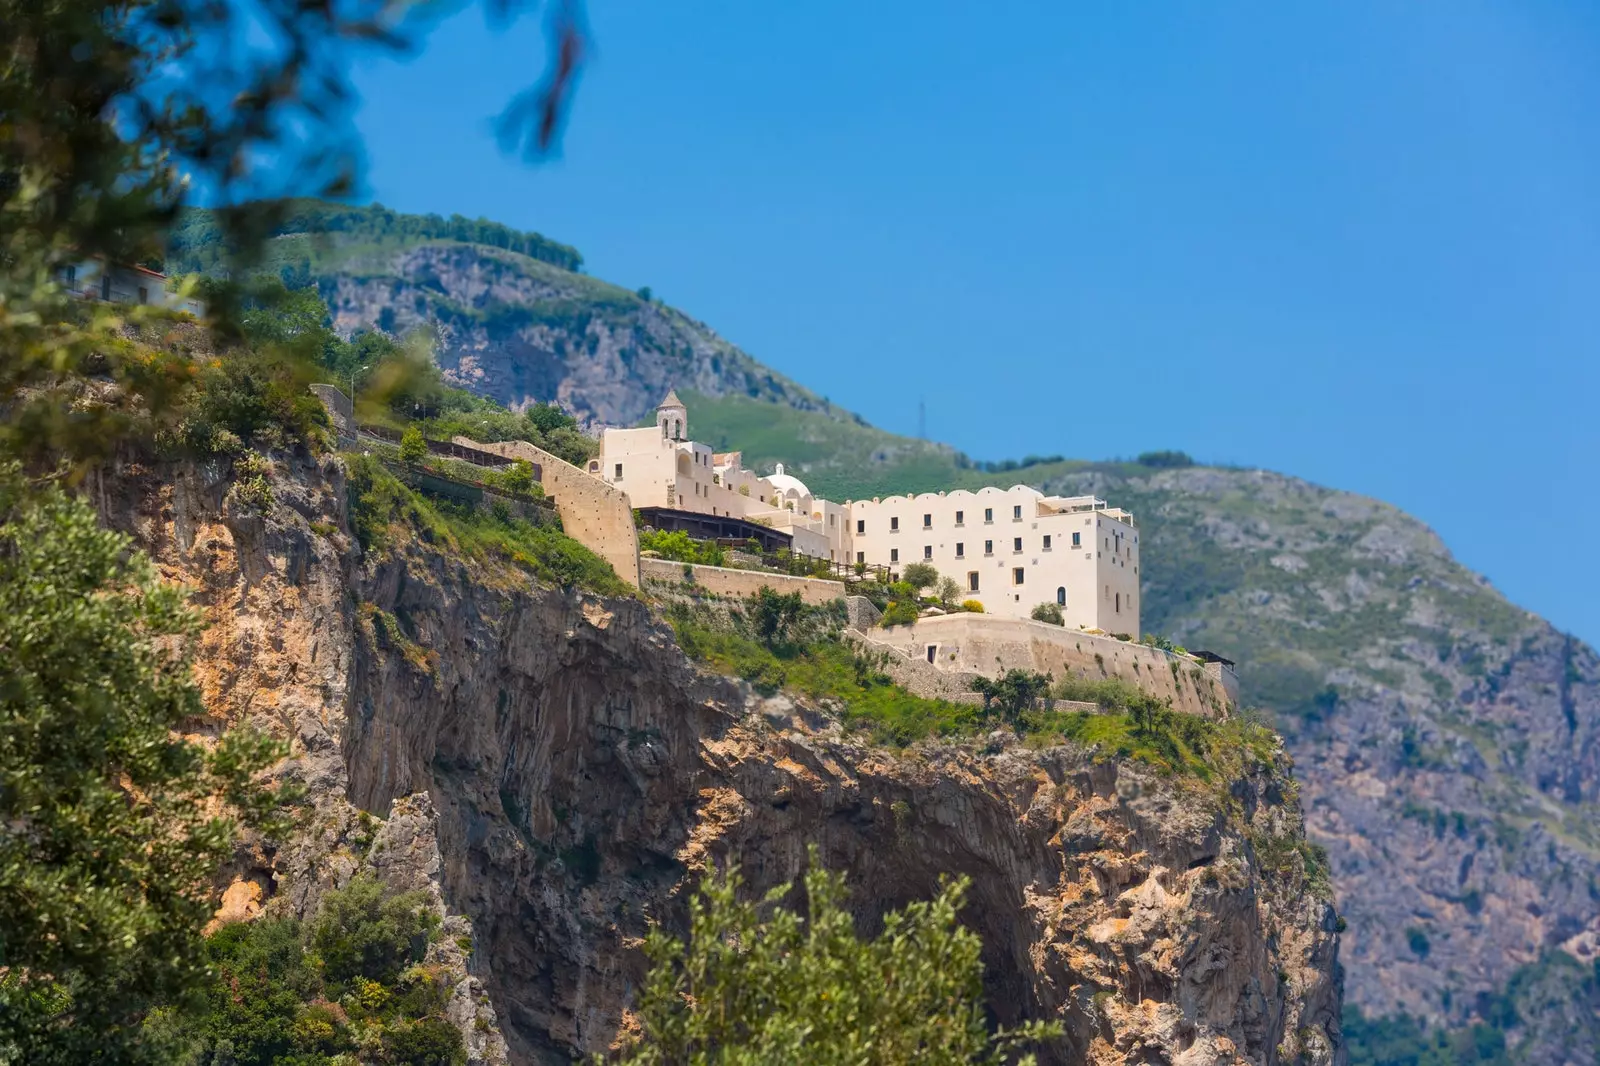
1056, 586, 1066, 606
674, 418, 682, 439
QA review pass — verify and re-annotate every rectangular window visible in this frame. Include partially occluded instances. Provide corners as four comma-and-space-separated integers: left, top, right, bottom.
1105, 585, 1110, 601
856, 551, 865, 564
1012, 537, 1022, 553
1115, 592, 1121, 613
984, 508, 993, 523
923, 513, 932, 528
923, 545, 933, 560
1013, 567, 1025, 585
137, 286, 148, 304
891, 517, 899, 532
614, 463, 623, 479
968, 572, 980, 592
1013, 505, 1022, 520
955, 510, 964, 526
984, 540, 993, 556
955, 542, 965, 558
1043, 534, 1052, 550
857, 519, 865, 534
1072, 531, 1081, 548
891, 548, 899, 563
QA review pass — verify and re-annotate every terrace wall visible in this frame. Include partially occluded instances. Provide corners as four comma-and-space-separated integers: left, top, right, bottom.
856, 614, 1235, 718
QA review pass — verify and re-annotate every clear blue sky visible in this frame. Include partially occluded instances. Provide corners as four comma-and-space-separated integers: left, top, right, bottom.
347, 2, 1600, 646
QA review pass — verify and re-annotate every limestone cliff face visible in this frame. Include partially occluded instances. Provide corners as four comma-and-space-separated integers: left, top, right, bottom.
110, 452, 1342, 1066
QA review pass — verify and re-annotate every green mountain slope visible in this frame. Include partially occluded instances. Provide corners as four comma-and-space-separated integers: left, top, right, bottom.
173, 204, 1600, 1062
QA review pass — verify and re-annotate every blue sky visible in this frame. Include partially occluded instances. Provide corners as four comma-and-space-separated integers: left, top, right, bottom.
348, 2, 1600, 646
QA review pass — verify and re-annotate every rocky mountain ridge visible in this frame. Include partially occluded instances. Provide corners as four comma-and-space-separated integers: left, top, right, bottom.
109, 447, 1341, 1065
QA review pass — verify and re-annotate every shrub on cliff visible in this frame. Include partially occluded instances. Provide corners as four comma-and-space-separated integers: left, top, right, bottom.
607, 847, 1060, 1065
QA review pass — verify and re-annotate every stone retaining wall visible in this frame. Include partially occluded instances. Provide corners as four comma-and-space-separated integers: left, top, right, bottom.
858, 614, 1235, 718
640, 559, 845, 606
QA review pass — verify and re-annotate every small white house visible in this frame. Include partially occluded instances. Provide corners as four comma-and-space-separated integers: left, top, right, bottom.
55, 258, 205, 316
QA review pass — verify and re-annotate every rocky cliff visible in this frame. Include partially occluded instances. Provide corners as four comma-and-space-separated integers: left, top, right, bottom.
109, 449, 1341, 1065
170, 205, 1600, 1055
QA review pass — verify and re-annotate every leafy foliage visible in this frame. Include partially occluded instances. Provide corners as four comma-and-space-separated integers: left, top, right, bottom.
879, 599, 921, 628
1030, 602, 1064, 626
159, 875, 462, 1065
608, 849, 1061, 1065
639, 528, 726, 567
1135, 450, 1194, 468
748, 586, 805, 648
0, 467, 292, 1064
971, 670, 1053, 726
399, 426, 429, 464
900, 561, 939, 593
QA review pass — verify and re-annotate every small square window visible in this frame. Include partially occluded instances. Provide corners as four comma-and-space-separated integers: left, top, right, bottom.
891, 548, 899, 563
1072, 532, 1081, 548
968, 571, 980, 592
923, 545, 933, 560
1013, 567, 1025, 585
857, 519, 865, 534
1013, 505, 1022, 520
891, 517, 900, 532
955, 542, 965, 558
614, 463, 623, 479
856, 551, 865, 564
984, 540, 993, 556
955, 510, 964, 525
1013, 537, 1022, 553
1043, 534, 1052, 550
984, 508, 993, 523
923, 513, 932, 528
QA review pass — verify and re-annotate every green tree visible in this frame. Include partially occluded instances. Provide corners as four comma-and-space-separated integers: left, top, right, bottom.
1029, 602, 1063, 626
748, 586, 805, 648
309, 875, 436, 989
526, 400, 579, 436
970, 670, 1053, 727
937, 577, 962, 609
0, 467, 291, 1064
399, 425, 429, 464
901, 561, 939, 593
609, 848, 1060, 1065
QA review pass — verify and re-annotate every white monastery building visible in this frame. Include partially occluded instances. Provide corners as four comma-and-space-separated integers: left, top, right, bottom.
590, 392, 1140, 633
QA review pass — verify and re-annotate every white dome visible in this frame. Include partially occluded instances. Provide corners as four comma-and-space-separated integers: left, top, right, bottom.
765, 462, 811, 498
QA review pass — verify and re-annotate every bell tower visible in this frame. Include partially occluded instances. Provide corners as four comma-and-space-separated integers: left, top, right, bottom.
656, 389, 687, 441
